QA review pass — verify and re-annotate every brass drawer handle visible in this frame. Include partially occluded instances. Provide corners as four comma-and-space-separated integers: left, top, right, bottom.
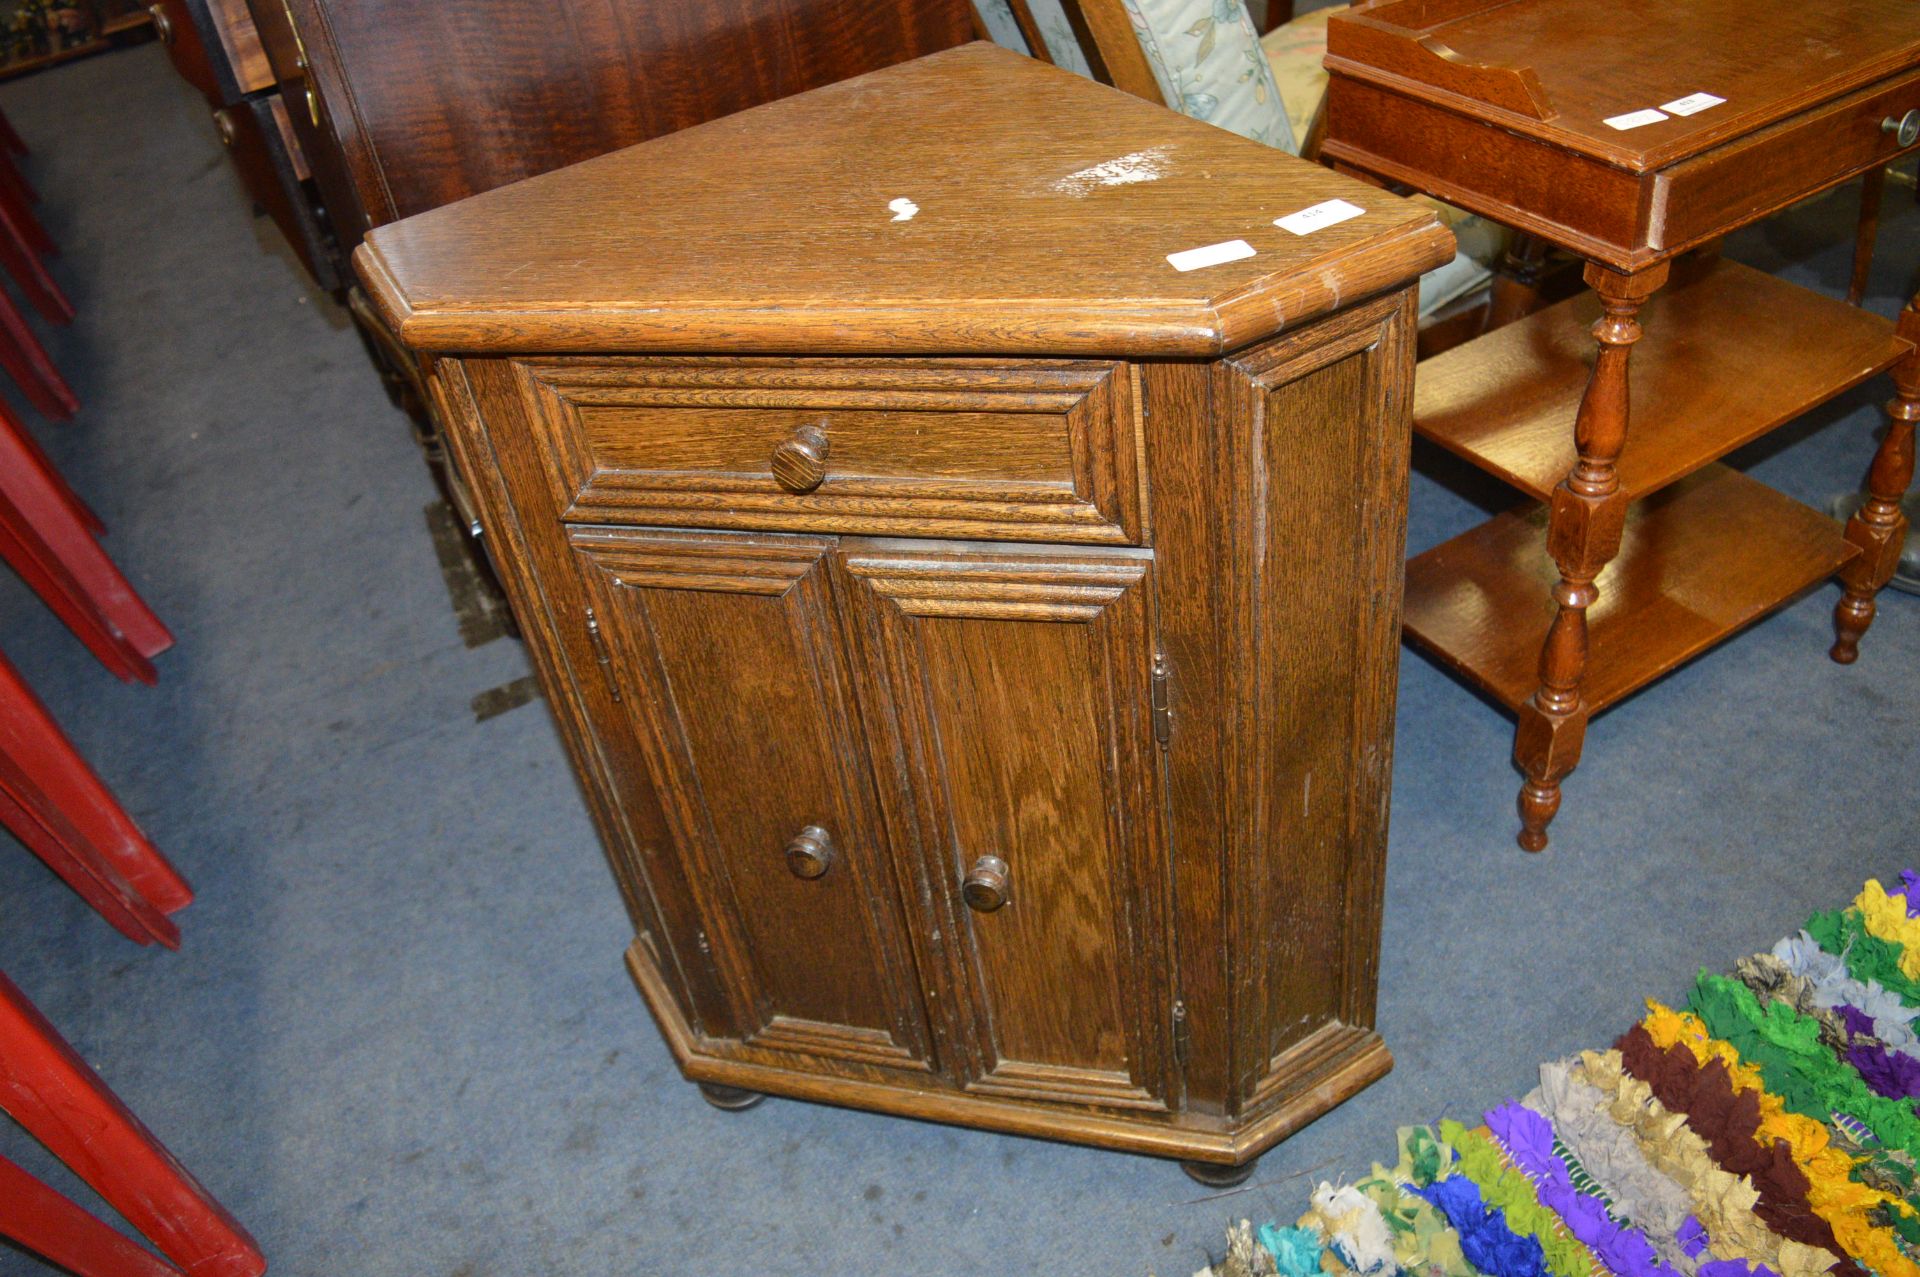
148, 3, 173, 44
213, 107, 237, 148
1884, 110, 1920, 149
784, 825, 834, 880
962, 855, 1010, 912
281, 0, 322, 126
770, 423, 829, 494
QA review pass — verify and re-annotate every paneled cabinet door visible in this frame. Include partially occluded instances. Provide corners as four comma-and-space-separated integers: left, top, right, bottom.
567, 526, 933, 1076
836, 543, 1177, 1112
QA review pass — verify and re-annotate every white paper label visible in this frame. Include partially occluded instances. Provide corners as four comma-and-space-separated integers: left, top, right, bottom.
1166, 239, 1257, 272
1603, 108, 1669, 131
1275, 198, 1367, 236
1660, 92, 1726, 117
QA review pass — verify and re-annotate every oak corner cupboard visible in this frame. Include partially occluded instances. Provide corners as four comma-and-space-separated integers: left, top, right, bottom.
357, 42, 1453, 1183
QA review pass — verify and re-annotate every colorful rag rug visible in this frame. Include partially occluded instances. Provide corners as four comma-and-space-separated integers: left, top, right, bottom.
1200, 874, 1920, 1277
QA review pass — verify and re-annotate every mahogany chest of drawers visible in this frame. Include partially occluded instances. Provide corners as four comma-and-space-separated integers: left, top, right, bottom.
359, 43, 1452, 1181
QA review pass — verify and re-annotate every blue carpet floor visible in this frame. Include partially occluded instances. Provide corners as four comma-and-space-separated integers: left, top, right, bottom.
0, 44, 1915, 1277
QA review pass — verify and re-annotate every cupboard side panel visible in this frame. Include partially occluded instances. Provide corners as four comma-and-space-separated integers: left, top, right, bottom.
1216, 290, 1413, 1099
438, 358, 736, 1042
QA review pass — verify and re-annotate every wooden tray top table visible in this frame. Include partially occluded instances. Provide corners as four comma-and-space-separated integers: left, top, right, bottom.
1322, 0, 1920, 851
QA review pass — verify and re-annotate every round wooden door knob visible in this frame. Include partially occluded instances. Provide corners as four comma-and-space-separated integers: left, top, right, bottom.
962, 855, 1011, 912
771, 423, 830, 494
783, 825, 834, 879
1885, 110, 1920, 148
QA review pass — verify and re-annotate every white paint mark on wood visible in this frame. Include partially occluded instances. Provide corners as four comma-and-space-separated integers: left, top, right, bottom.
1051, 146, 1172, 197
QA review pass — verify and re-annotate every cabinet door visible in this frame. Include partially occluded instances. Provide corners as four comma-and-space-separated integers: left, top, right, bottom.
568, 526, 931, 1075
838, 543, 1175, 1111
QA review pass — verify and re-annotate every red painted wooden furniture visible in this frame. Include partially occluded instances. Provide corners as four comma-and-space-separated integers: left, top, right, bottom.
0, 185, 70, 327
0, 134, 69, 327
0, 111, 79, 420
0, 101, 252, 1276
6, 395, 101, 534
0, 149, 55, 263
0, 970, 266, 1277
0, 283, 77, 420
0, 404, 173, 683
0, 648, 189, 947
0, 105, 29, 159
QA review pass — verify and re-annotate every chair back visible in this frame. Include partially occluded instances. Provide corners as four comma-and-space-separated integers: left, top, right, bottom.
978, 0, 1297, 151
266, 0, 980, 249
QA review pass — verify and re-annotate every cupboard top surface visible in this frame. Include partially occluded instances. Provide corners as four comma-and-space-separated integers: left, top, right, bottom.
357, 44, 1451, 360
1327, 0, 1920, 173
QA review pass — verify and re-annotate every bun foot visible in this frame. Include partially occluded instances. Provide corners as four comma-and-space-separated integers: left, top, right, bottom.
1181, 1157, 1258, 1189
1516, 777, 1559, 853
697, 1082, 764, 1111
1831, 592, 1873, 664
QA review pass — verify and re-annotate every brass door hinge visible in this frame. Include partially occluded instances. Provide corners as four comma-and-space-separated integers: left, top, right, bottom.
585, 606, 621, 702
1150, 651, 1172, 747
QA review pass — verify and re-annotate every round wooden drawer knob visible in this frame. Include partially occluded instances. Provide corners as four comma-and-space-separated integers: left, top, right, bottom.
1885, 110, 1920, 149
962, 855, 1011, 912
784, 825, 834, 879
771, 423, 830, 494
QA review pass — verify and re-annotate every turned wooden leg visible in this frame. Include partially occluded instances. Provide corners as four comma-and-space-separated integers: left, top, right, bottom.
1514, 260, 1669, 852
1832, 296, 1920, 663
1181, 1156, 1259, 1189
697, 1081, 764, 1111
1848, 167, 1887, 308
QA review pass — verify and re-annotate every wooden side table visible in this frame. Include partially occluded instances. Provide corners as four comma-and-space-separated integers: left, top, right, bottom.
1321, 0, 1920, 851
359, 43, 1454, 1180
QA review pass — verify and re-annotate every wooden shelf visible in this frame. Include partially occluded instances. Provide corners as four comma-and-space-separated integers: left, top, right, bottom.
1403, 464, 1858, 716
0, 37, 112, 82
1414, 260, 1909, 503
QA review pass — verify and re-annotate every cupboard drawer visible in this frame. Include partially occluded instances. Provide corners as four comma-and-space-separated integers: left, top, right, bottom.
511, 358, 1146, 545
1652, 69, 1920, 252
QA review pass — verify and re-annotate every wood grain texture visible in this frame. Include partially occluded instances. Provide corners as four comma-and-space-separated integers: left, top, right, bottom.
439, 292, 1422, 1162
630, 931, 1394, 1164
247, 0, 369, 256
359, 44, 1453, 359
1213, 290, 1413, 1102
438, 360, 740, 1044
840, 542, 1172, 1110
1325, 8, 1920, 272
398, 45, 1436, 1167
1403, 465, 1860, 715
272, 0, 975, 241
1649, 73, 1920, 255
1328, 0, 1920, 174
1415, 259, 1911, 503
1329, 0, 1920, 848
568, 527, 932, 1072
205, 0, 270, 94
1833, 299, 1920, 664
509, 357, 1145, 544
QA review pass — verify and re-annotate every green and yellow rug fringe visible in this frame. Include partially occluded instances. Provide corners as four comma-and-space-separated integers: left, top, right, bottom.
1197, 875, 1920, 1277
